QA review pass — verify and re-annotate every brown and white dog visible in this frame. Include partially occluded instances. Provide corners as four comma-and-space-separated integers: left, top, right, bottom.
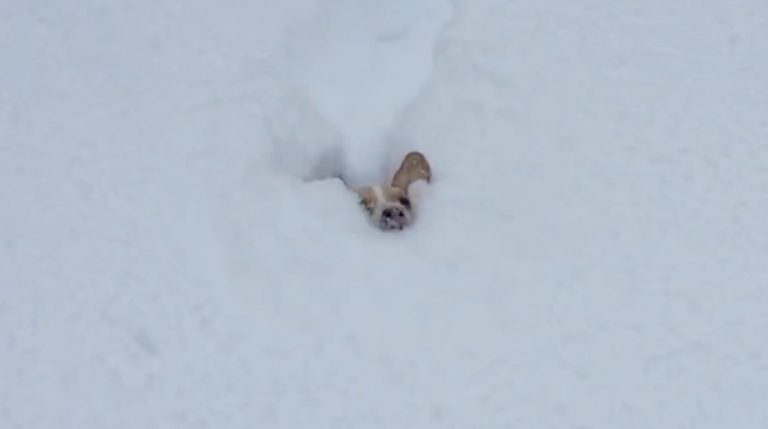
353, 151, 432, 231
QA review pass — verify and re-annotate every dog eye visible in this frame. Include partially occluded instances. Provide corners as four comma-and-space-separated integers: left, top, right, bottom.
398, 197, 411, 208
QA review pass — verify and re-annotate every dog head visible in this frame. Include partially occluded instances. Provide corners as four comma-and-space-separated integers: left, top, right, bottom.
356, 151, 432, 231
358, 186, 414, 230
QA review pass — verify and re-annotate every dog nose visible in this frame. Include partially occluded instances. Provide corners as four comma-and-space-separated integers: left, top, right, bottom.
383, 208, 393, 219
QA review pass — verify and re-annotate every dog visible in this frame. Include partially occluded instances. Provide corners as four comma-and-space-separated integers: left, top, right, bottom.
352, 151, 432, 231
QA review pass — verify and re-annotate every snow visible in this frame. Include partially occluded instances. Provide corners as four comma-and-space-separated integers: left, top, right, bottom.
1, 0, 767, 428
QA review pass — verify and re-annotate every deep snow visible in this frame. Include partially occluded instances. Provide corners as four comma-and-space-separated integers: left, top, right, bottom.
1, 0, 767, 428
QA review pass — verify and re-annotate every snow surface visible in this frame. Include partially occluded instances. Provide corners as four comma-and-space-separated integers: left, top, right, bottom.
2, 0, 768, 427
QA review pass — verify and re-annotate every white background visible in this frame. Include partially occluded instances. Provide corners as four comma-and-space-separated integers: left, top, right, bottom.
2, 0, 767, 427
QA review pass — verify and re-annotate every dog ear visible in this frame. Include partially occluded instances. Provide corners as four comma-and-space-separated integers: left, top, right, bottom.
390, 151, 432, 192
355, 187, 377, 214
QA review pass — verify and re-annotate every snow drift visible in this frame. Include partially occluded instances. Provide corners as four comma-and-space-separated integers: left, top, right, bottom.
1, 0, 767, 428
